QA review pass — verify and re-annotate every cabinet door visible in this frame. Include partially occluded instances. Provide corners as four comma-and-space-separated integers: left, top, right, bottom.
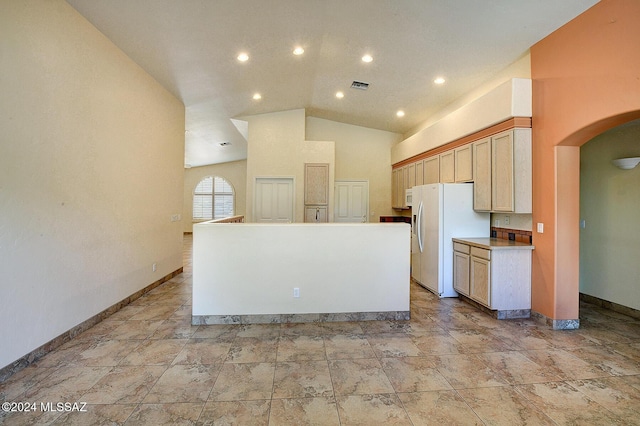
423, 157, 440, 184
415, 160, 424, 186
305, 163, 329, 205
470, 256, 491, 307
397, 166, 405, 208
439, 151, 455, 183
453, 250, 470, 296
473, 137, 492, 211
305, 206, 327, 222
454, 145, 473, 182
491, 131, 514, 212
391, 169, 399, 208
407, 163, 416, 189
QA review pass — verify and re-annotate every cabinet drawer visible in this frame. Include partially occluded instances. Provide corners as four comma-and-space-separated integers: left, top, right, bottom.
453, 242, 470, 254
470, 246, 490, 260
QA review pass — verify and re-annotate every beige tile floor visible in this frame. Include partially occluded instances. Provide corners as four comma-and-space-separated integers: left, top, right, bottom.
2, 234, 640, 425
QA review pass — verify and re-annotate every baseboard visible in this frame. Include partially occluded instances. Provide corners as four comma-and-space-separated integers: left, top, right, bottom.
580, 293, 640, 320
530, 311, 580, 330
0, 267, 183, 383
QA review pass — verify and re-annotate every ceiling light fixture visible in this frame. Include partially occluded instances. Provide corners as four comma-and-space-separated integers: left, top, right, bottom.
396, 110, 405, 117
434, 77, 446, 85
293, 47, 304, 55
335, 91, 344, 99
237, 53, 249, 62
362, 54, 373, 63
252, 93, 262, 100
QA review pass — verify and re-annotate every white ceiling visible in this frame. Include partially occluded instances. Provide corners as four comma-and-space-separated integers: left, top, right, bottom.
66, 0, 598, 167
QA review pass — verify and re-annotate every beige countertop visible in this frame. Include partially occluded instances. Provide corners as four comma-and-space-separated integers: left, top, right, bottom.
453, 237, 535, 250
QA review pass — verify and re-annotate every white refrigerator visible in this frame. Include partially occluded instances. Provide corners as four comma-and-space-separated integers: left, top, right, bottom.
411, 183, 489, 297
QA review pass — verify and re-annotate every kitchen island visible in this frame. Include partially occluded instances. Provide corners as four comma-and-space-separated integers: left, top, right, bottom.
192, 222, 410, 324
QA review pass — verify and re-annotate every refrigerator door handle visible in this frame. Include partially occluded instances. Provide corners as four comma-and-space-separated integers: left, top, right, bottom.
417, 201, 424, 253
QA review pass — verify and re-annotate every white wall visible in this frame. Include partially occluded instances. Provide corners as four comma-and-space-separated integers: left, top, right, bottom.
0, 0, 185, 369
183, 160, 247, 232
305, 117, 401, 222
580, 120, 640, 311
193, 223, 410, 317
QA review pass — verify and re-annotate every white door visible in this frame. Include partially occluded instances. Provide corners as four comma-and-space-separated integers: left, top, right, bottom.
254, 178, 294, 222
334, 180, 369, 223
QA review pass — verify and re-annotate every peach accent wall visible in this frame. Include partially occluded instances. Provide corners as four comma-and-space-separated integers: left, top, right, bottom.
530, 0, 640, 319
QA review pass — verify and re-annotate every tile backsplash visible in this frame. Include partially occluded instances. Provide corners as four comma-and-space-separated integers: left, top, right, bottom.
491, 227, 532, 244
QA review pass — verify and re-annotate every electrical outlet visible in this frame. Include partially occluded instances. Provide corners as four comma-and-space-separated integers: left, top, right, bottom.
293, 288, 300, 298
152, 263, 157, 272
537, 223, 544, 233
494, 219, 500, 227
504, 216, 510, 225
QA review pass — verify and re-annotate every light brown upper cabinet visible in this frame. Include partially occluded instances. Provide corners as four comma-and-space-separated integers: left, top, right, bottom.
454, 144, 473, 182
439, 150, 455, 183
491, 129, 532, 213
415, 160, 424, 186
471, 129, 531, 213
407, 163, 416, 190
423, 156, 440, 184
472, 137, 492, 211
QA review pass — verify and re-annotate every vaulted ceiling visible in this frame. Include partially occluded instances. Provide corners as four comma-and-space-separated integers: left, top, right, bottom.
66, 0, 598, 167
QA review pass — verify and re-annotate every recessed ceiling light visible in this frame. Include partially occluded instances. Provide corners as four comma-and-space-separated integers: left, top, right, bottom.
252, 93, 262, 100
362, 54, 373, 63
335, 91, 344, 99
237, 53, 249, 62
293, 47, 304, 55
434, 77, 446, 85
396, 110, 405, 117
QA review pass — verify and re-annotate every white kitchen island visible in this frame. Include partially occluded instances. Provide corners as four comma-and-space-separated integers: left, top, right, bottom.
192, 222, 410, 324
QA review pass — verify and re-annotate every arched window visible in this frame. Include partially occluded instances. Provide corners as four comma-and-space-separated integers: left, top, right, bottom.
193, 176, 234, 220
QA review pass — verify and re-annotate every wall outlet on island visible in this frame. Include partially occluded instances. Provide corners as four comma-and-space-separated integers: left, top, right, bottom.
152, 263, 157, 272
293, 288, 300, 298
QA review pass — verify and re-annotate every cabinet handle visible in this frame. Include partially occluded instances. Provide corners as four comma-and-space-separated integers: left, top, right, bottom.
316, 208, 319, 221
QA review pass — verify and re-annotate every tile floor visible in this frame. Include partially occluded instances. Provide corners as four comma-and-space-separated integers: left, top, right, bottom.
2, 234, 640, 425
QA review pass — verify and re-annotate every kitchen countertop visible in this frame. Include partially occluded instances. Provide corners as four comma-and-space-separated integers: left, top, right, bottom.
453, 237, 535, 250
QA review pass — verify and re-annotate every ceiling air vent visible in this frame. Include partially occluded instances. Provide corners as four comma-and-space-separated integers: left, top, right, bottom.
218, 141, 231, 147
350, 81, 369, 90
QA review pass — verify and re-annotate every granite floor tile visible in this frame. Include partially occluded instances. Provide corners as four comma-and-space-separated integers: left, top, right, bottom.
447, 328, 513, 353
235, 324, 281, 338
172, 339, 233, 365
328, 358, 394, 395
72, 338, 141, 367
125, 403, 204, 425
269, 397, 340, 426
410, 330, 463, 355
335, 393, 412, 425
52, 404, 137, 425
119, 339, 188, 366
276, 335, 326, 361
324, 334, 375, 360
272, 361, 333, 399
515, 381, 628, 425
79, 365, 167, 404
398, 390, 483, 425
433, 353, 508, 389
566, 344, 640, 376
366, 333, 424, 357
197, 400, 271, 426
191, 324, 239, 340
0, 366, 58, 402
150, 319, 198, 339
209, 362, 275, 401
478, 351, 562, 384
521, 348, 608, 380
380, 357, 452, 393
22, 365, 111, 403
104, 320, 165, 340
127, 303, 179, 321
457, 386, 555, 425
225, 337, 278, 363
143, 364, 220, 403
568, 376, 640, 420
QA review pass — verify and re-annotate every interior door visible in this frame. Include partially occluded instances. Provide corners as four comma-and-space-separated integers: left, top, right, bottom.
334, 180, 369, 222
254, 177, 294, 222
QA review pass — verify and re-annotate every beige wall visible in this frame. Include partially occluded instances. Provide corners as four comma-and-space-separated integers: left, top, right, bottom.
306, 117, 401, 222
183, 160, 247, 232
580, 121, 640, 310
0, 0, 185, 369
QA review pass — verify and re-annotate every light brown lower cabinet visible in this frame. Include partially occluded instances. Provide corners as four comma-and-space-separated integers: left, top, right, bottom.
453, 238, 533, 318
